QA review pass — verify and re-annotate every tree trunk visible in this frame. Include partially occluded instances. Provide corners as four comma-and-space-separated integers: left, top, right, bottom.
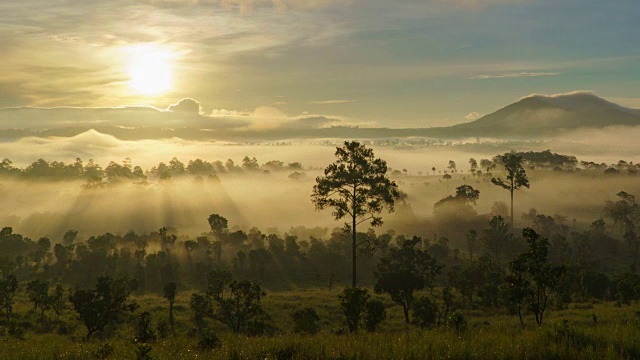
352, 213, 357, 288
169, 303, 175, 335
517, 303, 524, 328
403, 301, 410, 324
510, 187, 514, 229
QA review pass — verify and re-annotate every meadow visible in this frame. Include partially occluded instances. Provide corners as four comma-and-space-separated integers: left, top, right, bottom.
2, 288, 640, 360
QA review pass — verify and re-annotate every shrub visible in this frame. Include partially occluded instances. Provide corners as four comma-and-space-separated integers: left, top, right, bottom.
156, 319, 170, 339
447, 311, 467, 334
291, 307, 320, 335
339, 288, 369, 333
135, 311, 156, 343
93, 343, 114, 360
363, 299, 386, 332
411, 296, 438, 330
198, 328, 221, 350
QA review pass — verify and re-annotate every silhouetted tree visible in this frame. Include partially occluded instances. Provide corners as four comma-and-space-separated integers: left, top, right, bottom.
135, 311, 156, 343
0, 274, 18, 324
503, 257, 531, 327
363, 298, 386, 332
339, 287, 369, 333
207, 214, 229, 239
291, 307, 320, 335
491, 153, 529, 228
27, 279, 50, 321
312, 141, 400, 287
63, 229, 78, 245
411, 296, 438, 330
191, 270, 267, 335
517, 228, 565, 326
50, 284, 67, 320
374, 236, 441, 324
69, 276, 139, 338
482, 216, 514, 266
163, 282, 177, 333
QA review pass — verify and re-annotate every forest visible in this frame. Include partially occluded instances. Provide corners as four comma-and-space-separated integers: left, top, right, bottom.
1, 143, 640, 359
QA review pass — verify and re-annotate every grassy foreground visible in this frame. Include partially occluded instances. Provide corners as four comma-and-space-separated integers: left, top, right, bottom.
2, 288, 640, 359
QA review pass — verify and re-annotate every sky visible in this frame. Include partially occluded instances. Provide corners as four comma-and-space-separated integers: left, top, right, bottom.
1, 0, 639, 128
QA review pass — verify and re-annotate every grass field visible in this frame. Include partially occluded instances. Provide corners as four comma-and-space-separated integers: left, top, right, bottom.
2, 287, 640, 359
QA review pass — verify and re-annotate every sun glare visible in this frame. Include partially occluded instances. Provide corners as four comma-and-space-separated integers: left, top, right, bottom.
126, 44, 174, 96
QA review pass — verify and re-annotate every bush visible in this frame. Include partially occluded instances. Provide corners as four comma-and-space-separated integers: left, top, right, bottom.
135, 311, 156, 343
291, 307, 320, 335
135, 344, 154, 360
447, 311, 467, 334
156, 319, 170, 339
363, 299, 386, 332
339, 288, 369, 333
411, 296, 438, 330
198, 328, 221, 350
93, 343, 114, 360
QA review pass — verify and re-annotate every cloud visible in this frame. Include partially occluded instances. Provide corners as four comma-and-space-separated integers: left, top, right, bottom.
0, 98, 354, 137
167, 98, 203, 114
464, 112, 482, 121
142, 0, 341, 11
309, 100, 354, 104
470, 72, 560, 80
0, 103, 248, 131
436, 0, 529, 10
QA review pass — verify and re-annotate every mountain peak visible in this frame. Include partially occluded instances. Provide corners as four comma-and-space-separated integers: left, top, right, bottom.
517, 91, 620, 110
447, 91, 640, 138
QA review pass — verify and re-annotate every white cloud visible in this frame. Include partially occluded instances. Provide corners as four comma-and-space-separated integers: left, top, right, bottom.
167, 98, 203, 114
464, 112, 482, 121
309, 100, 354, 104
470, 72, 560, 80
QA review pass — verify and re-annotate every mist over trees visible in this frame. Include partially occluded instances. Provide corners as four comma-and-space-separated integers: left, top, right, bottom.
1, 145, 640, 358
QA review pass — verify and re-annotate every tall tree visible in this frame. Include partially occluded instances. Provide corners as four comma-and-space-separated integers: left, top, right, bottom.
491, 153, 530, 228
312, 141, 400, 287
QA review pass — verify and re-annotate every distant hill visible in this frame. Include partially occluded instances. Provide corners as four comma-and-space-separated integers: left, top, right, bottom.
1, 92, 639, 141
439, 92, 640, 138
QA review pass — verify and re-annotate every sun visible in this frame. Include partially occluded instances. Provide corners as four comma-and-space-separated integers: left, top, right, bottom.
126, 44, 174, 96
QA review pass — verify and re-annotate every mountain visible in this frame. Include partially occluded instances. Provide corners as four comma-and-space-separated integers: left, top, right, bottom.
0, 92, 638, 141
440, 92, 640, 138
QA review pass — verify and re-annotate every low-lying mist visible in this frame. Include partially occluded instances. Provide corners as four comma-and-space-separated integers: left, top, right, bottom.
2, 129, 640, 244
2, 166, 639, 249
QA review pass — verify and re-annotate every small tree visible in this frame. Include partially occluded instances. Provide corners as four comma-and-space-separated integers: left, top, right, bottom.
190, 270, 267, 335
69, 276, 139, 338
411, 296, 438, 330
491, 153, 530, 228
521, 228, 565, 326
502, 257, 531, 328
162, 282, 177, 333
374, 236, 441, 324
135, 311, 157, 343
0, 274, 18, 324
50, 284, 68, 320
339, 287, 370, 333
363, 298, 386, 332
26, 279, 50, 321
63, 229, 78, 245
291, 307, 320, 335
207, 214, 229, 239
312, 141, 400, 287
